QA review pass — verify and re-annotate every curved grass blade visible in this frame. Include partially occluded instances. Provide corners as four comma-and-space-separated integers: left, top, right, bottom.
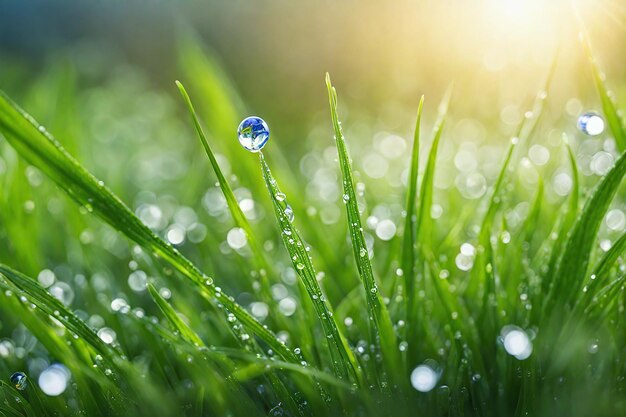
0, 264, 118, 363
466, 61, 555, 300
0, 265, 161, 416
0, 89, 297, 364
220, 347, 353, 391
175, 81, 273, 301
579, 31, 626, 151
148, 283, 205, 347
546, 148, 626, 312
532, 140, 580, 323
576, 231, 626, 311
325, 73, 401, 385
259, 153, 361, 384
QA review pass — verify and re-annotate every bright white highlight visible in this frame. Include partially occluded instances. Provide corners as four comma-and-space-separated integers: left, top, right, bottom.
501, 325, 532, 360
410, 364, 438, 392
39, 364, 70, 396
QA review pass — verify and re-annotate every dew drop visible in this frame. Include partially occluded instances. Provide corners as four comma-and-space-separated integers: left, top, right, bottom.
578, 112, 605, 136
284, 205, 295, 223
237, 116, 270, 152
10, 372, 27, 390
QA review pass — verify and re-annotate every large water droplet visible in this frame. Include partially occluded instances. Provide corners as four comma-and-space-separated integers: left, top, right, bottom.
238, 116, 270, 152
577, 112, 605, 136
10, 372, 27, 390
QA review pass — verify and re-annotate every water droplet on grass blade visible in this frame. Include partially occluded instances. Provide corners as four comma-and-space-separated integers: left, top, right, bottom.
238, 116, 269, 152
577, 112, 605, 136
10, 372, 27, 390
284, 205, 294, 222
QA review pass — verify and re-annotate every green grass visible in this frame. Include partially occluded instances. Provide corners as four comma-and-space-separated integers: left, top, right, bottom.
0, 34, 625, 417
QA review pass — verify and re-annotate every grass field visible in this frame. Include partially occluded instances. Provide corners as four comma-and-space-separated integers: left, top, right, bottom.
1, 2, 626, 416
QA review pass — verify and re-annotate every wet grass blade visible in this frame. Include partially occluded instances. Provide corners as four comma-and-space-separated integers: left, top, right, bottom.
0, 264, 118, 363
416, 86, 452, 247
400, 95, 424, 300
546, 148, 626, 312
576, 231, 626, 311
176, 81, 273, 299
325, 73, 401, 385
580, 32, 626, 152
0, 89, 297, 364
537, 140, 580, 308
148, 283, 205, 347
259, 153, 361, 384
405, 88, 450, 365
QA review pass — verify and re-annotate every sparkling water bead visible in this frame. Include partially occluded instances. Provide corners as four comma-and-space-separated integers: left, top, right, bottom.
238, 116, 270, 152
577, 112, 605, 136
10, 372, 27, 390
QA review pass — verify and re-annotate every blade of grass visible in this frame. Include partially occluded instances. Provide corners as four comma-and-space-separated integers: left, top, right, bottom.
400, 95, 424, 304
405, 88, 451, 368
325, 73, 401, 386
175, 81, 273, 301
579, 29, 626, 152
575, 231, 626, 312
416, 86, 452, 247
259, 153, 361, 384
0, 264, 119, 363
148, 283, 205, 347
0, 89, 297, 364
545, 148, 626, 312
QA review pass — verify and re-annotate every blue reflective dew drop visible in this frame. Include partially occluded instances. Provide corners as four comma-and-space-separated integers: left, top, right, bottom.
238, 116, 270, 152
577, 112, 605, 136
10, 372, 27, 390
